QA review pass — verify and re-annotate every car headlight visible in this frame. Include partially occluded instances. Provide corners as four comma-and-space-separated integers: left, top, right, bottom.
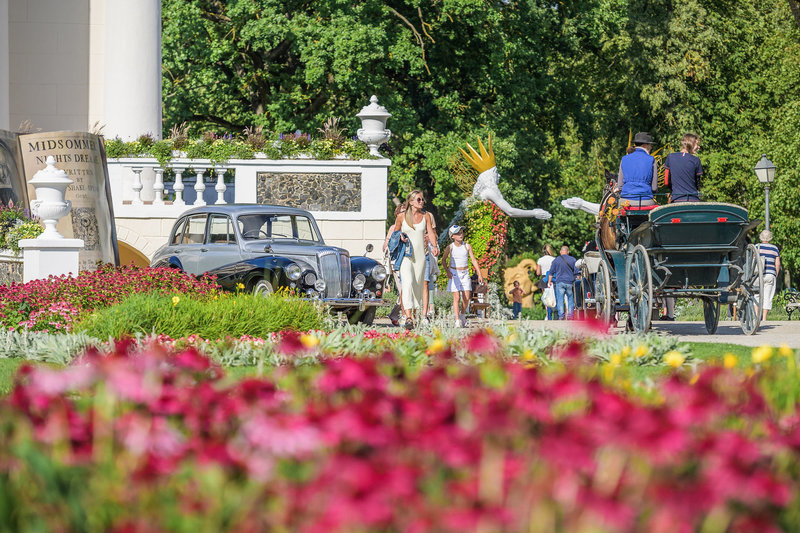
371, 265, 387, 282
314, 279, 326, 293
285, 263, 302, 281
303, 271, 317, 286
353, 273, 366, 291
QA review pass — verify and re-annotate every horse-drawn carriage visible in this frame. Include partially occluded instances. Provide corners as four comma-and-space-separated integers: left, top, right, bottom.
578, 191, 763, 335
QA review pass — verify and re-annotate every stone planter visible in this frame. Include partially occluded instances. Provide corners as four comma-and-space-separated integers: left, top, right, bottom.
0, 249, 23, 285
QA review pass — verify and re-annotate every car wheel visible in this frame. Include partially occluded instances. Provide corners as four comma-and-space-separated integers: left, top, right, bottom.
347, 307, 377, 326
253, 279, 274, 297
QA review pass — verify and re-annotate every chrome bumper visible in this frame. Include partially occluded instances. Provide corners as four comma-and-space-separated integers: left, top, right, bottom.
310, 297, 389, 311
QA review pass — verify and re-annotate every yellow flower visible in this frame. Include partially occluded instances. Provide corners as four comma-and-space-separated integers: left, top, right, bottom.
172, 296, 180, 307
236, 282, 245, 290
522, 349, 535, 361
621, 345, 631, 358
751, 345, 773, 364
634, 345, 649, 358
300, 334, 320, 348
664, 351, 685, 368
723, 353, 738, 369
610, 353, 622, 366
428, 338, 446, 353
779, 344, 794, 358
690, 374, 699, 385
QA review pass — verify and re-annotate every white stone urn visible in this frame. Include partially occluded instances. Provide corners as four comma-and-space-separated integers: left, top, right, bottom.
356, 95, 391, 157
28, 156, 73, 239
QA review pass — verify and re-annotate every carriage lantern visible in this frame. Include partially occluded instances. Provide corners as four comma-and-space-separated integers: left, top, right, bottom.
754, 154, 776, 230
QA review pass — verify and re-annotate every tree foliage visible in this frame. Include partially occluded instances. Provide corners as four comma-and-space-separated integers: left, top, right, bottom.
162, 0, 800, 280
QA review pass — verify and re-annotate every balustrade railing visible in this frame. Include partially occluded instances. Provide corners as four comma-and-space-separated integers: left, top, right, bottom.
115, 161, 234, 209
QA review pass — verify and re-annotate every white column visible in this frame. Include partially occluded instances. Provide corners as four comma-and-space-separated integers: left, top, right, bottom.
103, 0, 162, 140
0, 0, 9, 130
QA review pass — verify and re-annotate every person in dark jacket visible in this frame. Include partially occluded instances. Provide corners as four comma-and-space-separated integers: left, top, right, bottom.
664, 133, 703, 203
547, 245, 580, 320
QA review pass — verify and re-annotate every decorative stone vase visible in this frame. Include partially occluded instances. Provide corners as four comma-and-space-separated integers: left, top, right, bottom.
356, 95, 391, 157
28, 156, 73, 239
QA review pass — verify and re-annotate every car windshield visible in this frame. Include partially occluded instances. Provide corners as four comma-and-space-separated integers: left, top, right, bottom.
237, 214, 321, 242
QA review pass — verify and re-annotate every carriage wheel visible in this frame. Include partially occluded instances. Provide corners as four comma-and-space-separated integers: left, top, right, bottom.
594, 260, 613, 323
626, 244, 653, 333
738, 243, 763, 335
702, 297, 721, 334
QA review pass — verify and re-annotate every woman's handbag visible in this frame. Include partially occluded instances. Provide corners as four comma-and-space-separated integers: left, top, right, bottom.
541, 286, 556, 308
536, 277, 549, 290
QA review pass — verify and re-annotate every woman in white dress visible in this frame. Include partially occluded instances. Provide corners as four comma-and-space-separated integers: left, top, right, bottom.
393, 190, 439, 328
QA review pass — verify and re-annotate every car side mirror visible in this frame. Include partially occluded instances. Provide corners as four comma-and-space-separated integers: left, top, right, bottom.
365, 243, 374, 254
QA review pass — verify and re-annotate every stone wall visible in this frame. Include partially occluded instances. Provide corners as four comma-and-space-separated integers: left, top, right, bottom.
0, 253, 22, 285
256, 172, 361, 211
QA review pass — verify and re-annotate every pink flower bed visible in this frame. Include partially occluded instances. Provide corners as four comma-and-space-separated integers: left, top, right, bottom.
1, 334, 798, 531
0, 264, 220, 332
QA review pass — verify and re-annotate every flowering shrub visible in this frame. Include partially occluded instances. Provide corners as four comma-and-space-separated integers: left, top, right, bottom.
464, 200, 508, 277
0, 264, 220, 332
0, 202, 42, 253
104, 127, 373, 166
0, 336, 797, 531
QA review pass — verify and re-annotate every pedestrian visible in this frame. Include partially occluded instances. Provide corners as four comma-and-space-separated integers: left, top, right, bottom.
422, 216, 439, 324
441, 225, 483, 328
392, 190, 439, 329
665, 133, 703, 203
617, 132, 658, 207
383, 203, 407, 326
548, 245, 580, 320
757, 229, 781, 321
509, 281, 524, 319
536, 244, 556, 320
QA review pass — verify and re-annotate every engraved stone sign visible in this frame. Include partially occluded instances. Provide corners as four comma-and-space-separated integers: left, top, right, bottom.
256, 172, 361, 211
20, 131, 119, 269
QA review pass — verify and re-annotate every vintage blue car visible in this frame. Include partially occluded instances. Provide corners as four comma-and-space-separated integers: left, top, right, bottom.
150, 205, 388, 324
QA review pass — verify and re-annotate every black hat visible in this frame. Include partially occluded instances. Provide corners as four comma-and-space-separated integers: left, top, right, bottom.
633, 132, 654, 145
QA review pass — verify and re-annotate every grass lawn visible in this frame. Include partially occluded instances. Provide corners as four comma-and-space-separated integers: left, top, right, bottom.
0, 359, 26, 395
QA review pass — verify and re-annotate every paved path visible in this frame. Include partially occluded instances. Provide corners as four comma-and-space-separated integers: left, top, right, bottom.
373, 318, 800, 348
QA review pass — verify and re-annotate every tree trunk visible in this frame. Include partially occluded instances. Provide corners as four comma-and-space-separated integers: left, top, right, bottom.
790, 0, 800, 29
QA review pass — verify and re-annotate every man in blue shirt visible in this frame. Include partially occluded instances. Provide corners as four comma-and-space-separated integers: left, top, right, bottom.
617, 132, 658, 207
548, 245, 580, 320
664, 133, 703, 202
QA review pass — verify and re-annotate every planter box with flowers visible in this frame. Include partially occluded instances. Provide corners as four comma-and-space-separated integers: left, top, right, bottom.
0, 203, 43, 285
105, 116, 392, 262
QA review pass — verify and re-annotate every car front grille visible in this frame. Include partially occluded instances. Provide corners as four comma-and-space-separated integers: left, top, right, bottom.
318, 250, 351, 298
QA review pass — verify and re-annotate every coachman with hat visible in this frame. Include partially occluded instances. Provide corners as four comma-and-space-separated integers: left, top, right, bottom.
616, 132, 659, 207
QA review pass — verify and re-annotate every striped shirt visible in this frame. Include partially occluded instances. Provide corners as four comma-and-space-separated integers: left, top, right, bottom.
758, 243, 780, 276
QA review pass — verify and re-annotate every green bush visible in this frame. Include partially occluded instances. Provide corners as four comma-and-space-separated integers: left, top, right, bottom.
5, 222, 44, 253
75, 293, 326, 339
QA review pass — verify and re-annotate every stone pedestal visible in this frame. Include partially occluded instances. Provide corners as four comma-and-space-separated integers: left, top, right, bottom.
19, 238, 84, 282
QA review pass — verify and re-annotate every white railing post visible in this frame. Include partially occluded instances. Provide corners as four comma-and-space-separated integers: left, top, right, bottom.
214, 167, 227, 204
193, 168, 206, 206
172, 165, 186, 206
153, 167, 165, 205
131, 166, 144, 205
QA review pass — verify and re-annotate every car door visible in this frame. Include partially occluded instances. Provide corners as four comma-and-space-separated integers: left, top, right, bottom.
178, 214, 208, 275
197, 214, 240, 273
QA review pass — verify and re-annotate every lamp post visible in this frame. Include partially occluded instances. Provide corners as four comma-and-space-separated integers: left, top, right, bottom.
754, 154, 776, 231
